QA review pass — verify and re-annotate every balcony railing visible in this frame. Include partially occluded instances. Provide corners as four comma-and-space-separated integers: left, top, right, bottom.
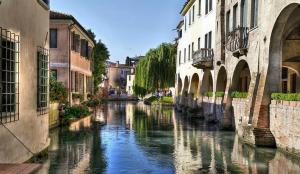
192, 48, 214, 69
226, 27, 249, 57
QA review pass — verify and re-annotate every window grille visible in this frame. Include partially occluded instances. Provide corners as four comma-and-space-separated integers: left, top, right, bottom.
37, 47, 49, 115
0, 27, 20, 123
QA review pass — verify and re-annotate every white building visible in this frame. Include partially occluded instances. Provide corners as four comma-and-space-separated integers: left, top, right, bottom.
126, 69, 135, 96
176, 0, 217, 99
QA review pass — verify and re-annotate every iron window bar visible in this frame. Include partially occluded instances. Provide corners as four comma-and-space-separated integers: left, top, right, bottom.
0, 27, 20, 124
37, 47, 49, 115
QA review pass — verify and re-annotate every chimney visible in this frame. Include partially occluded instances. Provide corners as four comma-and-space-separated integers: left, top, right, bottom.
116, 61, 119, 67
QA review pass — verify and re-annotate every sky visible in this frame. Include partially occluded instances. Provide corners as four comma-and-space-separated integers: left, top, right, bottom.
51, 0, 185, 63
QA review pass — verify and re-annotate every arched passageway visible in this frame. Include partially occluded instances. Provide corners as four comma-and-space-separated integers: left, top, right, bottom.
232, 60, 251, 93
190, 73, 200, 97
216, 67, 227, 93
201, 70, 213, 95
177, 75, 183, 95
182, 76, 189, 97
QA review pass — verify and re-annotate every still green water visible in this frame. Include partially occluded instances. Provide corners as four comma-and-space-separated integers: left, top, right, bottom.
37, 102, 300, 174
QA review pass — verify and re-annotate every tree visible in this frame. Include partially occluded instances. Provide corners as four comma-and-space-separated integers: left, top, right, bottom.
134, 43, 176, 97
87, 30, 110, 93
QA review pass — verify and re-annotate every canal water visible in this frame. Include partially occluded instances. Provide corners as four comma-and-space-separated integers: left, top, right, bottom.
37, 102, 300, 174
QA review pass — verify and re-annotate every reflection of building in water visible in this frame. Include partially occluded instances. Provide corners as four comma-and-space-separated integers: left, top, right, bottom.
94, 105, 108, 124
125, 103, 135, 130
106, 102, 126, 125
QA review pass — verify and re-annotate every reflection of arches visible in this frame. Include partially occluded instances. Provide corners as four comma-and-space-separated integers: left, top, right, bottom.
189, 73, 200, 96
182, 76, 189, 96
216, 67, 227, 92
232, 60, 251, 92
201, 70, 213, 94
177, 75, 183, 95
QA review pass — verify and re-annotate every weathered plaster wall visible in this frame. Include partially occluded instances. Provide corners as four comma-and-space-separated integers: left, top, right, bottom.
0, 0, 50, 163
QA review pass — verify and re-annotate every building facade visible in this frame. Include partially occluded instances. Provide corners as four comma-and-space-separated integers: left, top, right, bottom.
176, 0, 300, 156
126, 69, 135, 96
0, 0, 50, 163
176, 0, 217, 111
50, 11, 95, 105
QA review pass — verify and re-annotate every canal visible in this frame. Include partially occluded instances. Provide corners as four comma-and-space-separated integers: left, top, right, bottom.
37, 102, 300, 174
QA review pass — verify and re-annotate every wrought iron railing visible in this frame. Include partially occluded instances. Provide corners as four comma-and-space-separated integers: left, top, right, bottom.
192, 48, 214, 69
226, 27, 249, 53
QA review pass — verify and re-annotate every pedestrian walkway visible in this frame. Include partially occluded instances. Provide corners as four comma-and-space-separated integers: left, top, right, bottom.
0, 164, 41, 174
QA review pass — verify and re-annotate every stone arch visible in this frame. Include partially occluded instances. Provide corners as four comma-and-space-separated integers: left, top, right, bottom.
201, 70, 213, 95
253, 3, 300, 128
182, 76, 189, 97
189, 73, 200, 97
177, 75, 183, 95
231, 60, 251, 93
216, 66, 227, 92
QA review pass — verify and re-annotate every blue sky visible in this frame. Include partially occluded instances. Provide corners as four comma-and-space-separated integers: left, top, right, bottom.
51, 0, 185, 63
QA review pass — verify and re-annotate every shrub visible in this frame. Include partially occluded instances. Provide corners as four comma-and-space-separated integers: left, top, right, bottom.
50, 77, 67, 103
215, 92, 225, 97
204, 92, 213, 97
82, 98, 102, 107
231, 91, 248, 98
61, 105, 91, 123
271, 93, 300, 101
72, 93, 84, 102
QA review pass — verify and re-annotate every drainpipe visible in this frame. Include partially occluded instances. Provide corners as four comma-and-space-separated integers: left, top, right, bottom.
68, 22, 75, 104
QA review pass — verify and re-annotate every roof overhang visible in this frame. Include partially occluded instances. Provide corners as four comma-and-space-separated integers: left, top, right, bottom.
180, 0, 196, 16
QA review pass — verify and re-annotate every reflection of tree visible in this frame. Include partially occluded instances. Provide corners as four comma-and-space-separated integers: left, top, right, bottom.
132, 107, 175, 156
88, 123, 107, 174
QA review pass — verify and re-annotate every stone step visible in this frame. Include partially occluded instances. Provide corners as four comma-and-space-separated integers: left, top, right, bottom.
253, 128, 276, 147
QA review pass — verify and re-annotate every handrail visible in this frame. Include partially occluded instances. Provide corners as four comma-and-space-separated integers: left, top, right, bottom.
226, 27, 249, 52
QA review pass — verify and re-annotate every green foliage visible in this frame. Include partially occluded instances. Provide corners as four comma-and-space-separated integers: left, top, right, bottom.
271, 93, 300, 101
61, 105, 91, 124
231, 91, 248, 98
144, 96, 173, 105
215, 92, 225, 97
134, 43, 176, 96
204, 92, 213, 97
50, 76, 67, 103
87, 29, 110, 93
72, 93, 84, 102
82, 98, 102, 107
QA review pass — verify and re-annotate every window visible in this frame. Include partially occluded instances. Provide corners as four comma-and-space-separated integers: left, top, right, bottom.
184, 48, 186, 63
198, 0, 201, 15
50, 69, 57, 80
205, 31, 212, 48
226, 10, 231, 34
184, 16, 187, 31
0, 28, 20, 123
198, 37, 201, 50
192, 5, 195, 22
188, 45, 191, 61
189, 10, 192, 25
205, 0, 212, 14
233, 4, 238, 29
251, 0, 258, 28
37, 47, 49, 115
50, 29, 57, 48
192, 42, 194, 56
73, 34, 80, 53
241, 0, 248, 27
80, 39, 88, 58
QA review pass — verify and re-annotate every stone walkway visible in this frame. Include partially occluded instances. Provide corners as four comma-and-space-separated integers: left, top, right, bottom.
0, 164, 41, 174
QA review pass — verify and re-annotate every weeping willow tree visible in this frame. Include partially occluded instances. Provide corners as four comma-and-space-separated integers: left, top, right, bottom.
134, 43, 176, 97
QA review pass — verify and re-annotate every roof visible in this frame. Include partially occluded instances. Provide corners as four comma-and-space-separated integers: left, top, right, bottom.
50, 11, 96, 45
180, 0, 196, 16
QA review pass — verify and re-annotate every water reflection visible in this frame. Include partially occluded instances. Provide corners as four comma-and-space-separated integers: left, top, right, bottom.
38, 102, 300, 174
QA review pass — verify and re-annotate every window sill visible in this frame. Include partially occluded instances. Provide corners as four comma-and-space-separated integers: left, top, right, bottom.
37, 0, 49, 10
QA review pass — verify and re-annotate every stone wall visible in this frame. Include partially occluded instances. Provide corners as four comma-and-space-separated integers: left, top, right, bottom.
202, 97, 214, 117
270, 100, 300, 156
215, 97, 225, 123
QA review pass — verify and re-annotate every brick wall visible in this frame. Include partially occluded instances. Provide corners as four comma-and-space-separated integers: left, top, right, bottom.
270, 100, 300, 156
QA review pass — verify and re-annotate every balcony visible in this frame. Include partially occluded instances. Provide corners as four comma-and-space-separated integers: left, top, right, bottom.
226, 27, 249, 57
192, 48, 214, 69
